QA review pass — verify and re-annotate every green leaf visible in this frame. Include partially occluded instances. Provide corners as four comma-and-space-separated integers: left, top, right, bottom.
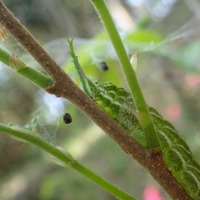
125, 29, 163, 44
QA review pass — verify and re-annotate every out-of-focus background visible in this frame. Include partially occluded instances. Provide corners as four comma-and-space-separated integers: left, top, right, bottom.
0, 0, 200, 199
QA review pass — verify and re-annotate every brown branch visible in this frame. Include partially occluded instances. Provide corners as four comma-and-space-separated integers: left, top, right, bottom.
0, 2, 191, 200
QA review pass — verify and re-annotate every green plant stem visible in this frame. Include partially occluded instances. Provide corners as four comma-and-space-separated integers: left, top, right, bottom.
0, 123, 136, 200
90, 0, 159, 149
72, 162, 135, 200
0, 47, 53, 89
67, 39, 90, 95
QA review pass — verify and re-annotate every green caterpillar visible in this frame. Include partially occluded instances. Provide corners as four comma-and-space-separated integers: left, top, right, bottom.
91, 81, 200, 199
68, 40, 200, 199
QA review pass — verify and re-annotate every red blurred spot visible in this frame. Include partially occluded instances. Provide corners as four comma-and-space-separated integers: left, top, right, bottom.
144, 185, 164, 200
185, 75, 200, 86
166, 103, 182, 121
150, 149, 159, 156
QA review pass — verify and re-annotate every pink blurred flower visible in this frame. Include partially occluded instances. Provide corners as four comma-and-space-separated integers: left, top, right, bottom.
166, 103, 182, 121
185, 75, 200, 86
143, 185, 164, 200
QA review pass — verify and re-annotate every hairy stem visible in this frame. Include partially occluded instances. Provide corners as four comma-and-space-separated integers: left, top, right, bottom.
67, 39, 90, 95
0, 123, 136, 200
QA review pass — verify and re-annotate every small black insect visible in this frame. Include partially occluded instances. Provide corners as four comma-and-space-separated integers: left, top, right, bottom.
100, 61, 109, 71
63, 113, 72, 124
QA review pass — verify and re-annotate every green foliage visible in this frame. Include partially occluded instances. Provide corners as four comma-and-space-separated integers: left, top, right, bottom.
67, 23, 200, 199
1, 1, 200, 200
71, 57, 200, 198
125, 29, 163, 44
64, 33, 123, 86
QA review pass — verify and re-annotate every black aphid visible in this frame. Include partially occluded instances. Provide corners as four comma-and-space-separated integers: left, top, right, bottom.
63, 113, 72, 124
100, 61, 109, 71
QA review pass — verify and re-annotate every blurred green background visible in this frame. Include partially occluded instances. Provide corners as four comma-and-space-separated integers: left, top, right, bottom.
0, 0, 200, 199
